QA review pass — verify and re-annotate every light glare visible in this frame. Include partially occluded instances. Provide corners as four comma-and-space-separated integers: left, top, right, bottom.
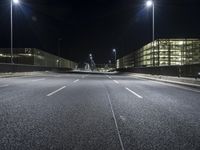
13, 0, 20, 4
146, 0, 153, 7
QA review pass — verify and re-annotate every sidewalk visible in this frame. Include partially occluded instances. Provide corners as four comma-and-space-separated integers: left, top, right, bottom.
128, 73, 200, 88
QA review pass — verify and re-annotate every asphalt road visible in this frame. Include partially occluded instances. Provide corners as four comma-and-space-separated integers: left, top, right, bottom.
0, 72, 200, 150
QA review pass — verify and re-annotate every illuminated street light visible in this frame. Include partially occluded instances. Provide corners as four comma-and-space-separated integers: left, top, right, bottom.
13, 0, 20, 4
10, 0, 20, 64
113, 49, 117, 68
146, 0, 153, 7
145, 0, 154, 42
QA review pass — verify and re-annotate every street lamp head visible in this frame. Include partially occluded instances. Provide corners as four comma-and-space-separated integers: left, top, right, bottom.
146, 0, 153, 7
113, 49, 116, 52
13, 0, 20, 4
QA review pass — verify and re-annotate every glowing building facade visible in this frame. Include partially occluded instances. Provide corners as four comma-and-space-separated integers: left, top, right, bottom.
117, 39, 200, 69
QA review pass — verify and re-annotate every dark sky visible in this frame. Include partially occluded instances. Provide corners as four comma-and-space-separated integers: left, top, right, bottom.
0, 0, 200, 64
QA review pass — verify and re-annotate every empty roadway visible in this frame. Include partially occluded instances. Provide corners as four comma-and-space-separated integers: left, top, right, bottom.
0, 72, 199, 150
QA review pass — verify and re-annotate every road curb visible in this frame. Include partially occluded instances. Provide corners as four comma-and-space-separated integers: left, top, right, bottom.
129, 74, 200, 89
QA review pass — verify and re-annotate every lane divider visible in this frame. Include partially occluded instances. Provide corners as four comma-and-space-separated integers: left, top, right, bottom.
125, 87, 143, 99
113, 80, 119, 84
31, 78, 45, 82
47, 79, 80, 97
47, 86, 66, 97
73, 79, 80, 83
106, 75, 112, 79
0, 84, 9, 88
106, 90, 125, 150
151, 80, 200, 93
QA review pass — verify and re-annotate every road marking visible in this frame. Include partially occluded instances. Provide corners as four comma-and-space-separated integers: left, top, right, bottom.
54, 75, 62, 78
106, 75, 112, 79
125, 87, 143, 99
120, 115, 126, 122
131, 75, 200, 93
0, 84, 9, 88
47, 86, 66, 97
106, 91, 125, 150
82, 75, 89, 78
73, 79, 80, 83
113, 80, 119, 84
150, 80, 200, 93
31, 78, 45, 82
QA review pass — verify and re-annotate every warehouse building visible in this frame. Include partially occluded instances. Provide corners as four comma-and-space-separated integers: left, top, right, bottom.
117, 39, 200, 69
0, 48, 77, 69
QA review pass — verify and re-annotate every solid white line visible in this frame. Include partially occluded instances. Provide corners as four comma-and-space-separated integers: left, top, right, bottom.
131, 75, 200, 93
31, 78, 45, 82
113, 80, 119, 84
73, 79, 80, 83
126, 87, 143, 99
47, 86, 66, 97
150, 80, 200, 93
0, 84, 9, 88
106, 91, 125, 150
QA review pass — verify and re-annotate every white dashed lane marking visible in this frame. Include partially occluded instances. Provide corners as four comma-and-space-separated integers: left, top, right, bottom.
47, 86, 66, 97
125, 87, 143, 99
113, 80, 119, 84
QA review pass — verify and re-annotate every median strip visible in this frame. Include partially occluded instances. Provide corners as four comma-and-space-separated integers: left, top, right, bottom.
125, 87, 143, 99
47, 86, 66, 97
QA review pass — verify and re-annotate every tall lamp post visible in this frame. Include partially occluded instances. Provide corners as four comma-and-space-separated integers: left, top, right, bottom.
146, 0, 155, 66
113, 49, 117, 68
57, 38, 62, 68
11, 0, 20, 64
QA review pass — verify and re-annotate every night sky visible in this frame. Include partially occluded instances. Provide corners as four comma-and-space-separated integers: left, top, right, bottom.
0, 0, 200, 64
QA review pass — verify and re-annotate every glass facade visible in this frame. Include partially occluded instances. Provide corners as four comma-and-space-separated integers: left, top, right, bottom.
117, 39, 200, 69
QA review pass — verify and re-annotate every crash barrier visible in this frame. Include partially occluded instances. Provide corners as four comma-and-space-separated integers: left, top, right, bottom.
117, 64, 200, 78
0, 63, 72, 73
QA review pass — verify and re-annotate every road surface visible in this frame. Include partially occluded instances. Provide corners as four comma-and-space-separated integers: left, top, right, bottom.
0, 72, 200, 150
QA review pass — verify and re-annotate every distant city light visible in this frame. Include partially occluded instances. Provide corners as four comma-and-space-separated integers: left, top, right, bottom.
146, 0, 153, 7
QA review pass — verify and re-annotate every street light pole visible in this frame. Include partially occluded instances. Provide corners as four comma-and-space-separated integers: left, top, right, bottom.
11, 0, 13, 64
152, 1, 155, 66
152, 1, 155, 43
57, 38, 62, 68
58, 38, 62, 58
146, 0, 155, 66
113, 49, 117, 68
10, 0, 20, 64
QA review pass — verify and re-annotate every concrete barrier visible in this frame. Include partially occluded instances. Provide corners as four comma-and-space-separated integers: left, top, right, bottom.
0, 63, 72, 73
117, 64, 200, 78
